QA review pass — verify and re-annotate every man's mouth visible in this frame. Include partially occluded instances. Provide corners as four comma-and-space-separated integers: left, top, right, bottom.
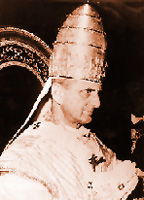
83, 110, 93, 115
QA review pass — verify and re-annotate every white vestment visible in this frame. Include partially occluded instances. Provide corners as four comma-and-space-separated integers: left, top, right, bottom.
0, 119, 138, 199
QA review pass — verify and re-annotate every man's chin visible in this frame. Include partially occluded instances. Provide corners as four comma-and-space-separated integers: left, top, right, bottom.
80, 116, 92, 125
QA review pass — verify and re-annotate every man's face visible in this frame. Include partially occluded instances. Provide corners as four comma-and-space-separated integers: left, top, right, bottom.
60, 80, 101, 127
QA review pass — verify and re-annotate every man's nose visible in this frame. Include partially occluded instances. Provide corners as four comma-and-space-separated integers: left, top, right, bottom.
90, 92, 100, 108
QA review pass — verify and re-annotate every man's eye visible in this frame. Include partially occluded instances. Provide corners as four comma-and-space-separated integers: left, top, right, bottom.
80, 89, 95, 98
86, 89, 93, 93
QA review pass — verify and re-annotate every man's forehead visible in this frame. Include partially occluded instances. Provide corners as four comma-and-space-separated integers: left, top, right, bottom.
67, 79, 102, 90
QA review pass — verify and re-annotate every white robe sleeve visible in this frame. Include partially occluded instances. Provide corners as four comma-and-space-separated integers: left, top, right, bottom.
0, 173, 52, 200
93, 160, 138, 200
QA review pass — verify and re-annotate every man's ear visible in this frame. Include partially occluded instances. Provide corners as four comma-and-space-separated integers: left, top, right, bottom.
51, 83, 64, 105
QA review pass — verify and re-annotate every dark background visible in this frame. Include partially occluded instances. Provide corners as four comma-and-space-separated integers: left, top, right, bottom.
0, 0, 143, 166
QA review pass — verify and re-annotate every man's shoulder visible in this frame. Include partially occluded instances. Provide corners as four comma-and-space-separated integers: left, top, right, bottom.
1, 120, 58, 155
23, 120, 58, 136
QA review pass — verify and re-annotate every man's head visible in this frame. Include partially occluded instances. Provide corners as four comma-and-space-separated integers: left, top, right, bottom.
52, 78, 101, 127
29, 4, 106, 127
48, 4, 106, 128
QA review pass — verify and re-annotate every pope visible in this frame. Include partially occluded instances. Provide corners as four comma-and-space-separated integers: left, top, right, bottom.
0, 4, 141, 200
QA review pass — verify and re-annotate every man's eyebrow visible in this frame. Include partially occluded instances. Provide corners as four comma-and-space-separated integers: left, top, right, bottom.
85, 88, 96, 92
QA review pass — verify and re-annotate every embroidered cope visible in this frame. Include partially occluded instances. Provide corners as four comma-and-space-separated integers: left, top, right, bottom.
0, 120, 138, 199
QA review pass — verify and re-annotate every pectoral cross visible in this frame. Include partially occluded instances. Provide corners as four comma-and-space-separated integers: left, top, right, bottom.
88, 154, 106, 172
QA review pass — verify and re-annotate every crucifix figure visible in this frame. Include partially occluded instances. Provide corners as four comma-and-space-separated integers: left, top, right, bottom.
88, 154, 106, 172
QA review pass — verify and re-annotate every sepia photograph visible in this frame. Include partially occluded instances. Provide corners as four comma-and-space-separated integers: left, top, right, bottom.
0, 0, 143, 199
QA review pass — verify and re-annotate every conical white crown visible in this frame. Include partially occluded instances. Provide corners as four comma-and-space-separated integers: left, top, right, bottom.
50, 4, 107, 83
